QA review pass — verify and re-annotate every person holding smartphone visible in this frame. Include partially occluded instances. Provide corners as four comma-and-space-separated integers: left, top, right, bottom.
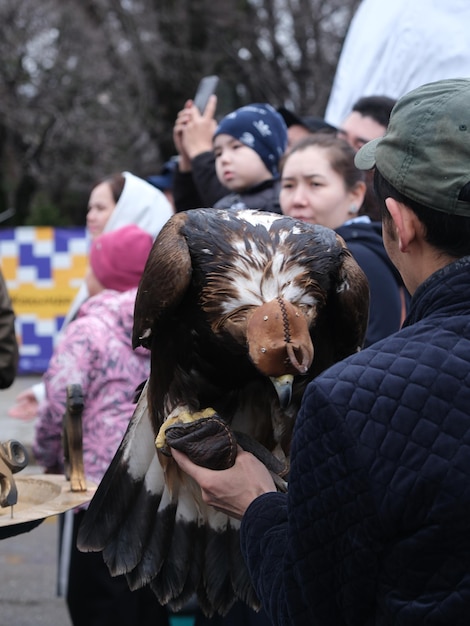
173, 98, 287, 215
172, 93, 228, 211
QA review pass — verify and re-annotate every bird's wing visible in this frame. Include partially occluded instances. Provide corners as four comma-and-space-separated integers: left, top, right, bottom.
77, 380, 160, 561
77, 380, 260, 617
132, 212, 192, 350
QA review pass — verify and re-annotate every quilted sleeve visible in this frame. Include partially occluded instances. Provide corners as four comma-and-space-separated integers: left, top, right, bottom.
241, 376, 382, 625
240, 493, 293, 624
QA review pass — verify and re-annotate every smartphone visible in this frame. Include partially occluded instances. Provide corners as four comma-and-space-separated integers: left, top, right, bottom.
193, 75, 219, 113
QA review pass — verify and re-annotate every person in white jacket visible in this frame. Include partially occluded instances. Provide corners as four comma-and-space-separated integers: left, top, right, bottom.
8, 171, 173, 419
325, 0, 470, 127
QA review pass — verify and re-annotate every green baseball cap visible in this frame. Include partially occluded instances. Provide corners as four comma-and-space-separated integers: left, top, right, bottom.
355, 78, 470, 216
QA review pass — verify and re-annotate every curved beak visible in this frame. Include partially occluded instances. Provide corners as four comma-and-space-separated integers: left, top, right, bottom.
270, 374, 294, 409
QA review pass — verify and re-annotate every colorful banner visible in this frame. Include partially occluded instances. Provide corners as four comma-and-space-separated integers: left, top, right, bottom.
0, 227, 88, 374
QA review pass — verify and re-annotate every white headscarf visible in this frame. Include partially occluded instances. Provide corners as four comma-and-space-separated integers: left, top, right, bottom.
104, 171, 173, 239
56, 172, 174, 335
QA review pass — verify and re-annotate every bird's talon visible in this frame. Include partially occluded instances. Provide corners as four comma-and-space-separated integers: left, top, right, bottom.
155, 408, 217, 452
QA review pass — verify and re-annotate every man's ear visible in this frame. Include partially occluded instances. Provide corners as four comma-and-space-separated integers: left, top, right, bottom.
385, 197, 417, 253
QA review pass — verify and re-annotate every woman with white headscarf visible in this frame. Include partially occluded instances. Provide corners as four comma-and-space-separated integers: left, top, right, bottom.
9, 171, 173, 418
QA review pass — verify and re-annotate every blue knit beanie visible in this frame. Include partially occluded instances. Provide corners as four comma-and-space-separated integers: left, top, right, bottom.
214, 103, 288, 178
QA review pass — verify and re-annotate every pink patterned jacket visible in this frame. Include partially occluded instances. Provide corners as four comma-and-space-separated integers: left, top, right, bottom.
33, 288, 150, 489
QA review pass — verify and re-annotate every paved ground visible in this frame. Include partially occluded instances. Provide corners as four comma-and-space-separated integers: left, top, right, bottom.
0, 377, 195, 626
0, 515, 72, 625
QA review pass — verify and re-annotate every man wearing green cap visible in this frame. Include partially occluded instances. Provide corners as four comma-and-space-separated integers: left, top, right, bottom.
172, 78, 470, 625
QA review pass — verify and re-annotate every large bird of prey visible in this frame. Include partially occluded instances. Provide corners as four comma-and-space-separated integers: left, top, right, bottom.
77, 208, 369, 617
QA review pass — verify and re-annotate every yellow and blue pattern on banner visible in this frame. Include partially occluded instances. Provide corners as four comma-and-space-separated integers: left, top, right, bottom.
0, 227, 88, 374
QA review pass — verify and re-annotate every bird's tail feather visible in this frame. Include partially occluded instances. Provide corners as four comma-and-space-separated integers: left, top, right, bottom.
229, 520, 262, 612
126, 477, 200, 592
77, 381, 160, 556
77, 380, 263, 617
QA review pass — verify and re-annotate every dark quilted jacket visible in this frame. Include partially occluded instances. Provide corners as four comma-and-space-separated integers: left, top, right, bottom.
240, 256, 470, 625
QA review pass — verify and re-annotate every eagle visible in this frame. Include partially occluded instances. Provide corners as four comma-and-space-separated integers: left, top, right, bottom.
77, 208, 369, 617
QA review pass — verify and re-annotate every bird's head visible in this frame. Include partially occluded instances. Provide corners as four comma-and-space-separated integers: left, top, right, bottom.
246, 297, 314, 408
246, 297, 314, 378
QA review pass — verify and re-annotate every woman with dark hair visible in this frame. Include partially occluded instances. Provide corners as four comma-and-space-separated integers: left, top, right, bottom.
279, 133, 406, 346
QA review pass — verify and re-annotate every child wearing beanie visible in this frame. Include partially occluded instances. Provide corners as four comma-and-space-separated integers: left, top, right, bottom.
212, 103, 288, 213
33, 225, 169, 625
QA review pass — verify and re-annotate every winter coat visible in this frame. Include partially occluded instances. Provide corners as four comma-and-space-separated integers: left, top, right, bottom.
241, 256, 470, 625
336, 219, 408, 346
33, 288, 150, 489
213, 179, 281, 214
174, 151, 228, 211
173, 151, 282, 214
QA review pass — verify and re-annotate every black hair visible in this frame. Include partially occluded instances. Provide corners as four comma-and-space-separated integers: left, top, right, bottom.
281, 133, 365, 191
352, 96, 397, 128
374, 169, 470, 258
103, 173, 126, 203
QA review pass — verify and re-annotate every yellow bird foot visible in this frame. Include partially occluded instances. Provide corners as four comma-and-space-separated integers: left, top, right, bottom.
155, 407, 216, 453
165, 411, 238, 471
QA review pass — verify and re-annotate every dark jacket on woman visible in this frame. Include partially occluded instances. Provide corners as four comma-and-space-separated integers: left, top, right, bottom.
336, 219, 408, 346
240, 256, 470, 625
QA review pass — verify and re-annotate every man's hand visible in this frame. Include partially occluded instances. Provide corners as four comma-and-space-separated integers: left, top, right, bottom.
171, 446, 277, 520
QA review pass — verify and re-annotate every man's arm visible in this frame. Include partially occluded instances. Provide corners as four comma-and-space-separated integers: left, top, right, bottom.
171, 447, 293, 624
172, 95, 227, 211
171, 447, 276, 518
